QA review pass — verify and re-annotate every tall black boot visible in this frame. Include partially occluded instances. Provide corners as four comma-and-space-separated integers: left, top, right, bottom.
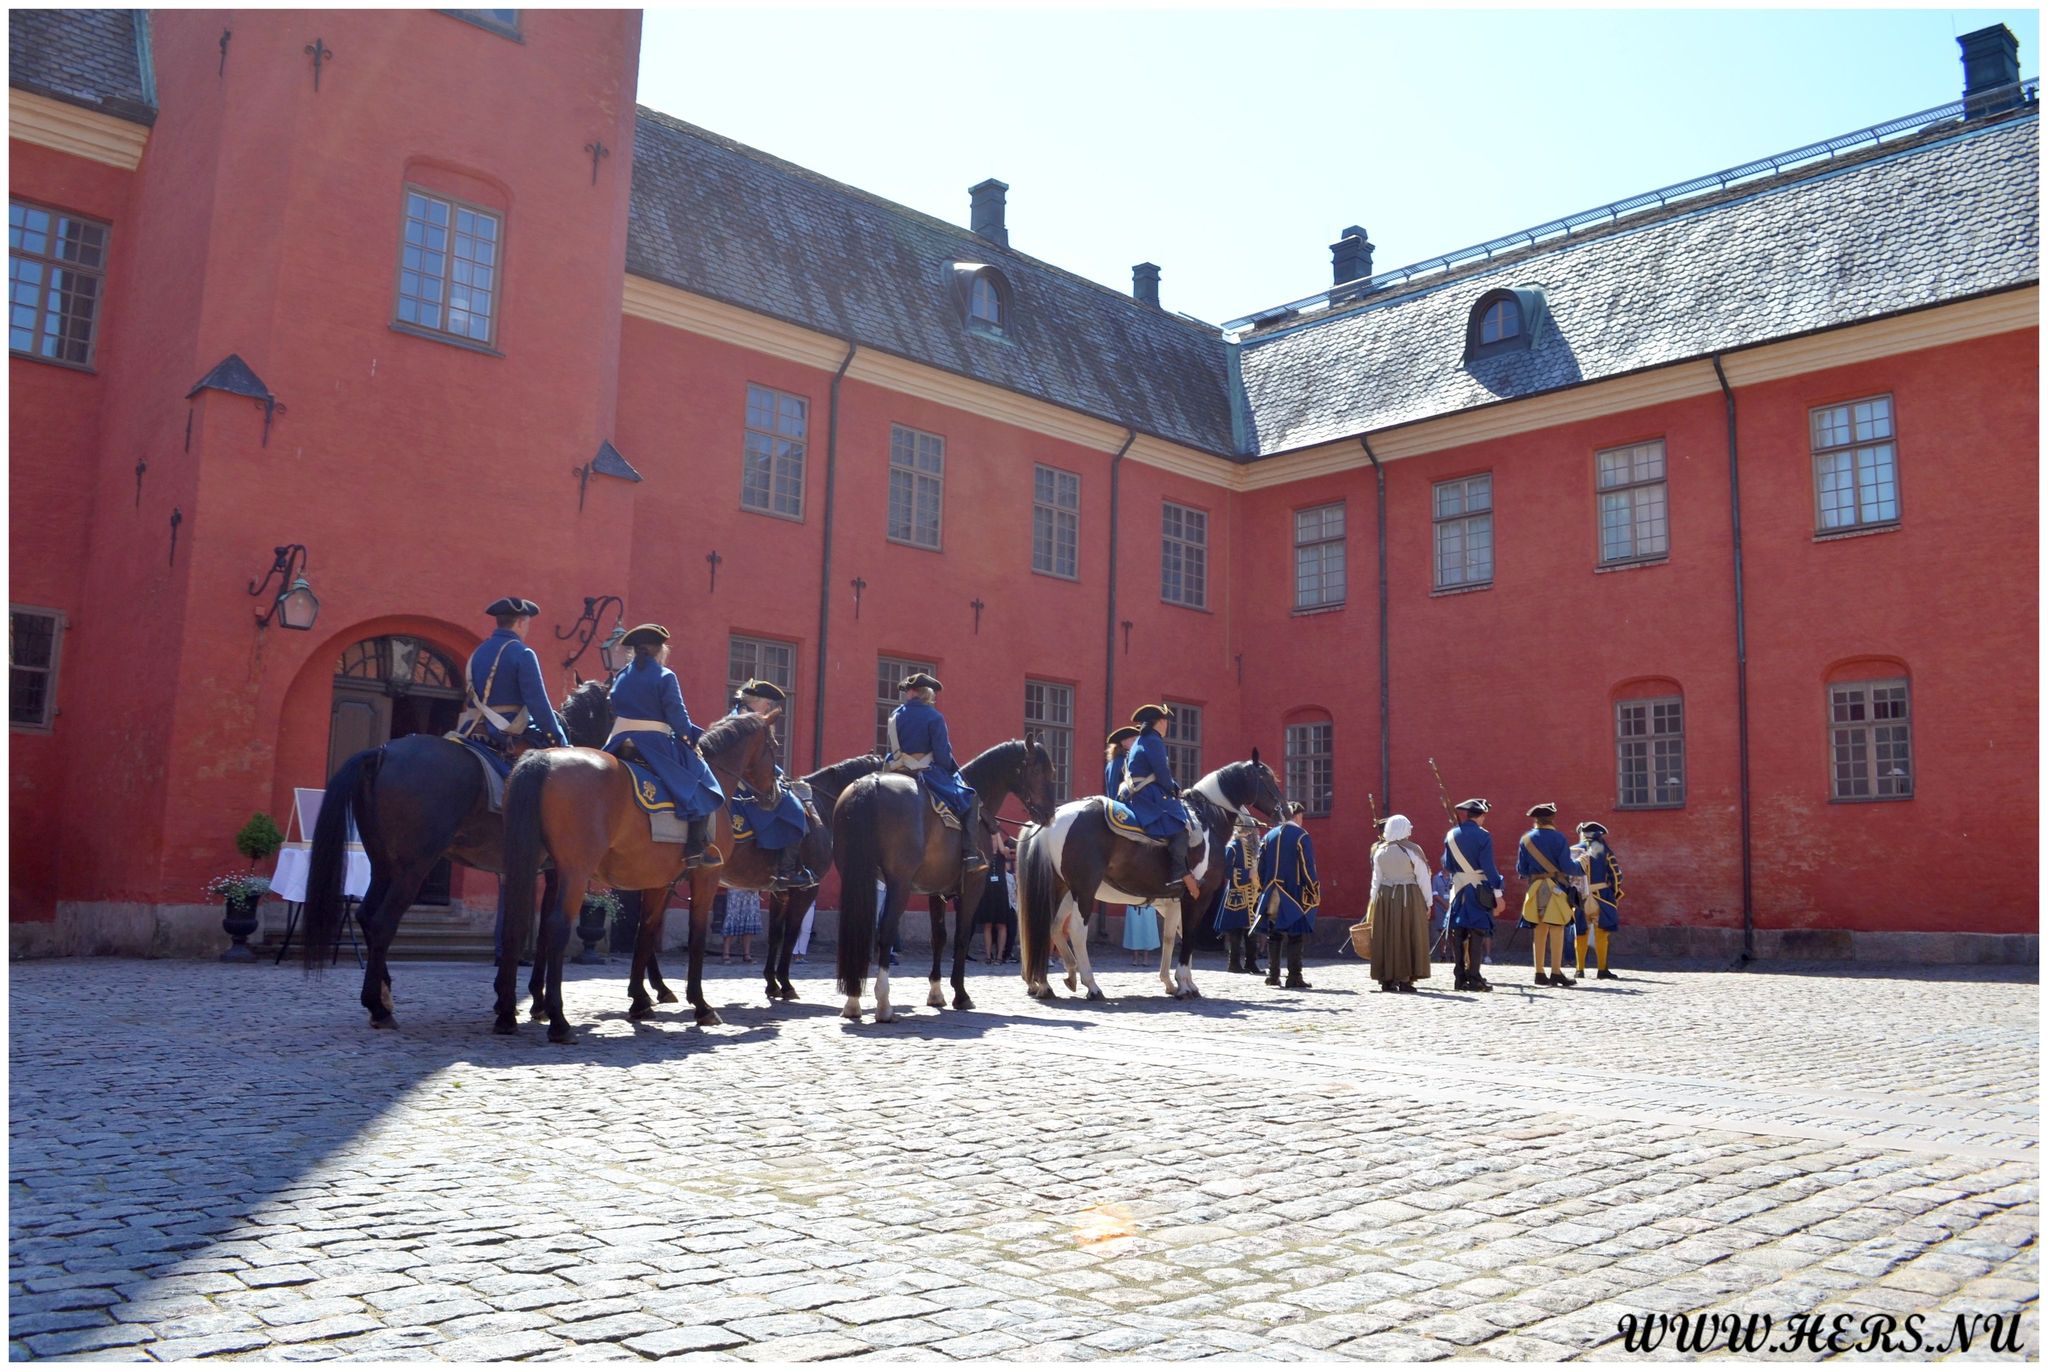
960, 798, 990, 876
771, 846, 814, 891
1285, 935, 1310, 989
1244, 932, 1265, 976
1225, 930, 1244, 974
1166, 829, 1192, 889
685, 816, 722, 869
1451, 930, 1471, 989
1263, 932, 1281, 986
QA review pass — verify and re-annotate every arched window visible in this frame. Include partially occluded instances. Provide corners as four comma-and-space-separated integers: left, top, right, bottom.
970, 274, 1002, 326
1478, 296, 1520, 344
953, 263, 1010, 333
1466, 287, 1545, 360
335, 636, 461, 694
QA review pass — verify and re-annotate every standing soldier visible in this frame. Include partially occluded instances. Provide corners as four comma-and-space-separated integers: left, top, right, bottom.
1441, 798, 1504, 993
1121, 705, 1197, 897
729, 680, 817, 891
1573, 821, 1623, 980
1257, 802, 1321, 989
884, 672, 989, 877
459, 597, 569, 755
1213, 816, 1263, 974
605, 625, 725, 868
1515, 803, 1583, 986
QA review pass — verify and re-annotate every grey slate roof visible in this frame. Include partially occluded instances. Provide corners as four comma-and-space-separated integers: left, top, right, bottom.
1235, 112, 2041, 457
627, 109, 1239, 456
7, 9, 154, 125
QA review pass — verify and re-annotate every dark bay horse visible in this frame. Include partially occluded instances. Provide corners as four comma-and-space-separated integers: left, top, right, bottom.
1016, 755, 1283, 1001
833, 737, 1059, 1022
498, 709, 780, 1042
300, 681, 610, 1029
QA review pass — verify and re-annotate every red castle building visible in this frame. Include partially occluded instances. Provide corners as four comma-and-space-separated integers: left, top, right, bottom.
9, 10, 2038, 961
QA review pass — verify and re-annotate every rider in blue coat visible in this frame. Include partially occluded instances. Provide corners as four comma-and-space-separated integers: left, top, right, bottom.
1104, 725, 1138, 798
884, 672, 989, 876
1256, 803, 1321, 989
604, 624, 724, 867
461, 597, 568, 752
729, 679, 815, 890
1442, 798, 1504, 993
1120, 705, 1195, 893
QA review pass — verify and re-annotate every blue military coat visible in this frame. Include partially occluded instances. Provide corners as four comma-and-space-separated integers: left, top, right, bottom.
887, 698, 976, 817
728, 705, 808, 850
1515, 824, 1584, 929
1119, 731, 1189, 839
1212, 833, 1259, 933
1104, 749, 1129, 800
1441, 820, 1505, 934
1255, 823, 1320, 936
604, 658, 722, 821
465, 629, 567, 747
1574, 838, 1623, 931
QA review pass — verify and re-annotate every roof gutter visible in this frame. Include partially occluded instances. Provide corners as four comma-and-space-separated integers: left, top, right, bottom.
1712, 355, 1755, 965
1103, 428, 1138, 741
810, 338, 857, 770
1359, 436, 1391, 810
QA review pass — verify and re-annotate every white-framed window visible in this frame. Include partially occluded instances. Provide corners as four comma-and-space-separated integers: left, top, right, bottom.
742, 384, 808, 519
1164, 704, 1202, 784
1024, 679, 1074, 800
1830, 679, 1912, 801
876, 655, 935, 752
9, 201, 108, 367
1294, 503, 1345, 609
1161, 501, 1208, 608
1032, 465, 1080, 579
1813, 396, 1899, 532
1433, 473, 1493, 590
728, 634, 796, 750
10, 606, 64, 730
395, 187, 501, 345
1597, 440, 1669, 565
887, 425, 944, 549
1284, 720, 1333, 818
1616, 697, 1685, 808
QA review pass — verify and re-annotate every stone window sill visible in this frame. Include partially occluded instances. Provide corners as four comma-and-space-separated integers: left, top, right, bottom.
1596, 557, 1669, 576
1430, 582, 1492, 599
388, 322, 504, 358
1814, 522, 1901, 544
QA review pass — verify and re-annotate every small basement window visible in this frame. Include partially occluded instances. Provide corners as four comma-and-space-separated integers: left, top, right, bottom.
1466, 286, 1545, 360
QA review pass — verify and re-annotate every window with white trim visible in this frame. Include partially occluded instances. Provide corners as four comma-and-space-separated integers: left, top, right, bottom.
1024, 680, 1074, 800
1616, 697, 1684, 808
9, 201, 108, 366
1813, 396, 1899, 532
1164, 703, 1202, 784
1285, 720, 1333, 818
876, 655, 935, 752
10, 607, 62, 729
1597, 440, 1669, 565
1433, 474, 1493, 589
1830, 679, 1912, 800
728, 635, 796, 751
1294, 503, 1345, 608
395, 188, 500, 345
1161, 501, 1208, 608
742, 384, 808, 519
1032, 465, 1080, 578
887, 425, 944, 549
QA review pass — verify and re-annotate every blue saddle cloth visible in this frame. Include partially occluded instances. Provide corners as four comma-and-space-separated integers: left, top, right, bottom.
624, 759, 681, 815
457, 736, 514, 781
1099, 797, 1164, 844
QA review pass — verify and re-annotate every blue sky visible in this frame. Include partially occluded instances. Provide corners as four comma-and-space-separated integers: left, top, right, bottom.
637, 9, 2039, 325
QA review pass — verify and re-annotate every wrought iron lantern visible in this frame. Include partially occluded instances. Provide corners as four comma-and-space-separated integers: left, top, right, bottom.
249, 544, 319, 631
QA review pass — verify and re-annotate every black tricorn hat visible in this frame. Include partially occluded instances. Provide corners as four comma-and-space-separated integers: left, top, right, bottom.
1455, 797, 1490, 815
1526, 802, 1559, 820
620, 623, 670, 649
1130, 703, 1175, 726
1106, 726, 1140, 745
740, 678, 786, 703
1577, 821, 1607, 837
900, 672, 943, 692
485, 597, 541, 618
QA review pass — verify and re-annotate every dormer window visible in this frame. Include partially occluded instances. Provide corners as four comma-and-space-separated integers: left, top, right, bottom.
952, 263, 1009, 334
1466, 286, 1546, 360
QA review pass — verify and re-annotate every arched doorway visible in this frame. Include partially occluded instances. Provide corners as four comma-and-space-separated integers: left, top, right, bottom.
329, 635, 464, 905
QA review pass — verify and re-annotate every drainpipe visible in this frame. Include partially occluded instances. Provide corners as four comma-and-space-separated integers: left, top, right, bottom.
1713, 356, 1755, 964
811, 339, 858, 770
1102, 429, 1138, 739
1359, 436, 1390, 809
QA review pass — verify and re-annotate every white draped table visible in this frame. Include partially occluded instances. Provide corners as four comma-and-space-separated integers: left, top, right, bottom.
268, 841, 371, 964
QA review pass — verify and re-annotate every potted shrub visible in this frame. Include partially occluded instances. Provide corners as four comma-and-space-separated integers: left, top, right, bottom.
213, 812, 285, 961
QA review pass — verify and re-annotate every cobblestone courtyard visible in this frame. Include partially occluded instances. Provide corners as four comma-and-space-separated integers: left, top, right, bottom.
9, 954, 2038, 1362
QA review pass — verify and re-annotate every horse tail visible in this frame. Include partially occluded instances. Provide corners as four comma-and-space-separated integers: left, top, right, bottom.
833, 779, 882, 998
1016, 822, 1056, 989
500, 751, 555, 973
304, 747, 380, 971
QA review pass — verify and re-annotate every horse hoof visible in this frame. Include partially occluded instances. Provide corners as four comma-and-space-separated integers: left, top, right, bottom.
627, 1002, 652, 1021
874, 1010, 897, 1024
695, 1008, 722, 1027
657, 989, 680, 1005
1086, 988, 1107, 1002
841, 1007, 862, 1021
492, 1017, 518, 1036
779, 985, 799, 1001
529, 1005, 546, 1022
1064, 973, 1078, 991
953, 993, 975, 1011
369, 1016, 397, 1031
926, 988, 946, 1009
547, 1025, 577, 1045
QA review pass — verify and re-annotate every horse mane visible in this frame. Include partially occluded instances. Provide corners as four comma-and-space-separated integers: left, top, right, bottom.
961, 737, 1026, 784
695, 709, 766, 761
805, 752, 884, 792
558, 680, 614, 749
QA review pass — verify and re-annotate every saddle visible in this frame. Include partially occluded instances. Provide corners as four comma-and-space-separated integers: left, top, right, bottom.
452, 737, 513, 814
1094, 796, 1167, 848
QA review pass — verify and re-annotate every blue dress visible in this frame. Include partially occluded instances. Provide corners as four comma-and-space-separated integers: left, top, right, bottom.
887, 698, 975, 818
1119, 732, 1189, 839
465, 629, 567, 747
1255, 823, 1319, 936
604, 658, 723, 821
727, 705, 808, 850
1441, 820, 1504, 935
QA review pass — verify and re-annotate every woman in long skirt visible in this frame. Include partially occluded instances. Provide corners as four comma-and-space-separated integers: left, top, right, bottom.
1122, 901, 1161, 966
1366, 814, 1433, 992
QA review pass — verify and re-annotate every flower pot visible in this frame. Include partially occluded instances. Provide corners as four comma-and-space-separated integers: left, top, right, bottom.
221, 894, 260, 962
575, 898, 609, 965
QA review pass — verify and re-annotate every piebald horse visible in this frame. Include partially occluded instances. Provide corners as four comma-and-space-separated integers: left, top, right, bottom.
1016, 755, 1283, 1001
832, 737, 1059, 1022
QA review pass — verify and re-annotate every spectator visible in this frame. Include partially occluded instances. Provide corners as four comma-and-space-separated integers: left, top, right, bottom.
721, 887, 763, 963
1123, 900, 1161, 966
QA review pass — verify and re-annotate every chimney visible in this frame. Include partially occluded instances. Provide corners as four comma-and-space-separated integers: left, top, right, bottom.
1132, 262, 1161, 308
1959, 25, 2023, 118
970, 178, 1009, 247
1330, 225, 1375, 303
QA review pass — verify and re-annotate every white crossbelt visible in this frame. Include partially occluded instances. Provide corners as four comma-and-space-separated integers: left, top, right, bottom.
884, 714, 931, 772
606, 717, 673, 745
456, 700, 529, 737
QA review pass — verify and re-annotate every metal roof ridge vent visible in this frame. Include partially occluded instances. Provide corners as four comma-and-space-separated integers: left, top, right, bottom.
1961, 24, 2025, 118
970, 178, 1009, 246
1133, 262, 1161, 307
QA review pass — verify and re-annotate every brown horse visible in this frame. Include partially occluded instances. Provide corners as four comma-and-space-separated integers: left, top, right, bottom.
832, 736, 1059, 1022
498, 709, 781, 1042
